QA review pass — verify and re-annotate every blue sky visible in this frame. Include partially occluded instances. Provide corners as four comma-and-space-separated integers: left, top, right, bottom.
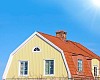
0, 0, 100, 79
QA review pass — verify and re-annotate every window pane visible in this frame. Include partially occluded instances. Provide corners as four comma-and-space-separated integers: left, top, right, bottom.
34, 47, 40, 51
34, 48, 37, 51
78, 59, 82, 72
37, 48, 40, 51
45, 61, 49, 75
24, 71, 28, 75
20, 61, 28, 76
21, 62, 24, 66
94, 67, 97, 76
25, 62, 28, 70
50, 60, 54, 65
50, 69, 54, 74
20, 71, 23, 75
24, 67, 27, 70
50, 64, 54, 69
45, 60, 54, 75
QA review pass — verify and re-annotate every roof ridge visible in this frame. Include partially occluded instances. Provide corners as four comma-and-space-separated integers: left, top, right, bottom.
38, 32, 55, 37
38, 31, 62, 39
38, 31, 71, 43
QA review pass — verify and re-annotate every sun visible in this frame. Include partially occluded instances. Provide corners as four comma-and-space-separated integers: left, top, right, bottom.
92, 0, 100, 8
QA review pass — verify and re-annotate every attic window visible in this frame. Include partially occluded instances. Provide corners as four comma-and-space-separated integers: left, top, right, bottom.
94, 66, 97, 76
32, 47, 41, 52
78, 59, 82, 72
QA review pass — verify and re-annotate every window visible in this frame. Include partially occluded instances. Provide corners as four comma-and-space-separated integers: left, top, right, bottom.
32, 47, 40, 52
45, 60, 54, 75
78, 59, 82, 72
94, 66, 97, 76
20, 61, 28, 76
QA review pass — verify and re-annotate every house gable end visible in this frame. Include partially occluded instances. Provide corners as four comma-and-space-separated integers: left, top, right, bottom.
3, 32, 71, 79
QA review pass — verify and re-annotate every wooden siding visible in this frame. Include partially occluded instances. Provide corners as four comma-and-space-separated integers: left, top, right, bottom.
6, 35, 68, 78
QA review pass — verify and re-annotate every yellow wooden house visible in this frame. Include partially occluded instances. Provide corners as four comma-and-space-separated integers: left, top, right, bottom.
3, 31, 100, 80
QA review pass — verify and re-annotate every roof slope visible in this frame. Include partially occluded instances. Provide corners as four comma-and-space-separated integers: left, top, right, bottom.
38, 32, 100, 78
39, 32, 100, 60
73, 42, 100, 60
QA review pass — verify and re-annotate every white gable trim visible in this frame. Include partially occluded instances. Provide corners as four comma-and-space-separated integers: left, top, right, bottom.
2, 32, 71, 79
3, 32, 38, 80
2, 54, 13, 80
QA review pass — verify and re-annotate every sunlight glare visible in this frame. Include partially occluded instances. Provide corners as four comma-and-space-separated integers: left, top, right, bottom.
92, 0, 100, 8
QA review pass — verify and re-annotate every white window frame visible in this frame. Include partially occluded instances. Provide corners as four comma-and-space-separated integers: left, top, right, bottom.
18, 60, 29, 76
32, 46, 41, 52
44, 59, 55, 76
78, 59, 83, 72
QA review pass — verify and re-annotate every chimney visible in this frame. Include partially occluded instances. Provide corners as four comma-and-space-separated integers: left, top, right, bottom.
56, 30, 67, 41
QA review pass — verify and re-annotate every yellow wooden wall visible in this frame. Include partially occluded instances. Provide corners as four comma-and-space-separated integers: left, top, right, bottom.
91, 59, 100, 77
6, 35, 68, 79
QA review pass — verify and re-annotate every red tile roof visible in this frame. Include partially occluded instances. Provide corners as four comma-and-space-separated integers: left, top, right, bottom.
38, 32, 100, 78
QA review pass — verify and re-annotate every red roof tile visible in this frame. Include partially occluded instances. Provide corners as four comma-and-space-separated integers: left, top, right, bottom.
73, 42, 100, 60
38, 32, 100, 78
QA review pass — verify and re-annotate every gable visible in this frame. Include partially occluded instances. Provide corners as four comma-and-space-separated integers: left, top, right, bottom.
5, 35, 68, 78
3, 32, 71, 79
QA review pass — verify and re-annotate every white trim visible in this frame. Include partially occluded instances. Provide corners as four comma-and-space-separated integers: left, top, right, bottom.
2, 54, 13, 80
44, 59, 55, 76
61, 50, 71, 79
2, 31, 71, 79
13, 32, 38, 55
